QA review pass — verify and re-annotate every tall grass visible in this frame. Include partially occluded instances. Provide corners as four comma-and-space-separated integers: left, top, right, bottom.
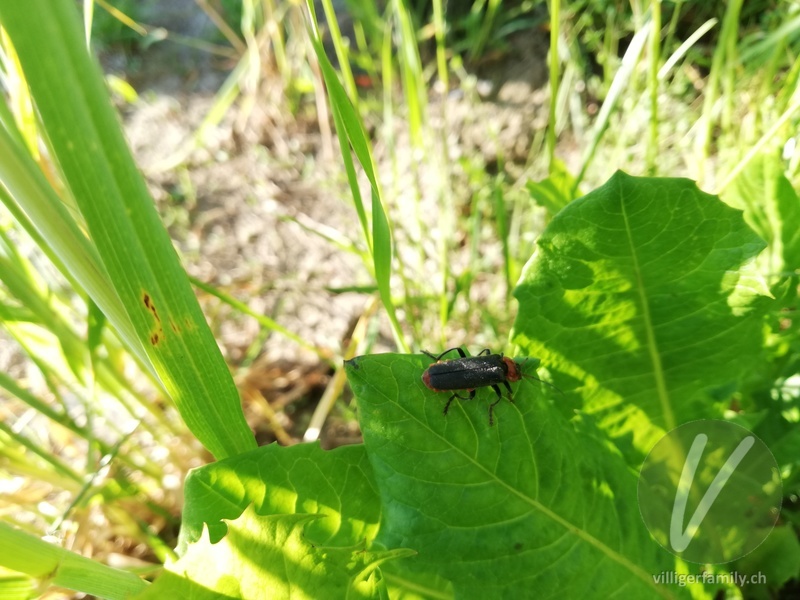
0, 0, 257, 590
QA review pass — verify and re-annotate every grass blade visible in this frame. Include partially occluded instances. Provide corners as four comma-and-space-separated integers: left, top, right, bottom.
304, 8, 408, 352
0, 0, 256, 459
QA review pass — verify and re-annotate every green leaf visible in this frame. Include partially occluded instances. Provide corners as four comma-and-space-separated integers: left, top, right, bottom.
138, 507, 411, 600
513, 171, 769, 461
178, 443, 382, 552
0, 0, 256, 458
0, 118, 150, 374
159, 444, 413, 598
750, 409, 800, 474
345, 353, 687, 600
721, 150, 800, 284
734, 525, 800, 597
525, 158, 580, 216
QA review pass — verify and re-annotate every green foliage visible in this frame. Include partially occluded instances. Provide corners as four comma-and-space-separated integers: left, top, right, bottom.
157, 170, 792, 599
443, 0, 545, 60
139, 509, 406, 600
735, 525, 800, 597
0, 522, 147, 599
345, 353, 685, 599
525, 158, 581, 216
177, 443, 380, 550
3, 0, 800, 598
722, 151, 800, 287
306, 3, 408, 352
141, 443, 411, 599
513, 172, 769, 463
0, 0, 256, 460
721, 152, 800, 505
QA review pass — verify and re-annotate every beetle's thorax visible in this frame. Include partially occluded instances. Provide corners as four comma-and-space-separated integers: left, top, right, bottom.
503, 357, 522, 382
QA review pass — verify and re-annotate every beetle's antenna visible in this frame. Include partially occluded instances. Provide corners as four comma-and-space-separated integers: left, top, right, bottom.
522, 372, 565, 396
519, 358, 565, 396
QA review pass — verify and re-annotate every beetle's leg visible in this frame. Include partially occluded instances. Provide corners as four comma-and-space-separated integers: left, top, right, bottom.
490, 384, 504, 399
443, 394, 457, 416
460, 390, 476, 401
503, 380, 514, 403
487, 385, 506, 425
442, 389, 475, 416
488, 397, 501, 426
423, 347, 467, 362
477, 348, 491, 356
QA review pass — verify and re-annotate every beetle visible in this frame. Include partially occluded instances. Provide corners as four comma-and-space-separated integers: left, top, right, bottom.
421, 347, 528, 425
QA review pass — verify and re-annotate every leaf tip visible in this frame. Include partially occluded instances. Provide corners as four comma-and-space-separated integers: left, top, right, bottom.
344, 356, 363, 371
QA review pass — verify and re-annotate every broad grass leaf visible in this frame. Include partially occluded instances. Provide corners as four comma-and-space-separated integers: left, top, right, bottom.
0, 0, 255, 458
0, 522, 146, 599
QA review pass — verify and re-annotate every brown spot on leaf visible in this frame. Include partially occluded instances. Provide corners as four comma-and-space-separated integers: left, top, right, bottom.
150, 332, 160, 345
142, 292, 160, 322
42, 564, 59, 581
170, 321, 180, 333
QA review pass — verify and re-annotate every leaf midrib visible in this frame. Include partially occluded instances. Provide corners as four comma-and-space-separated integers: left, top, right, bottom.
618, 182, 676, 432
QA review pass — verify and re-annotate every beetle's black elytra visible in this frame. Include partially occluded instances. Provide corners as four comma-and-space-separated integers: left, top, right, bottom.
421, 347, 524, 425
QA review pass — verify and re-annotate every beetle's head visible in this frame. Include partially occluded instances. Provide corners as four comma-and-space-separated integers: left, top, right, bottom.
502, 356, 522, 382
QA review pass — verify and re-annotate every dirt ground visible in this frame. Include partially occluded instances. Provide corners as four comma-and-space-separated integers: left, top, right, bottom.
52, 1, 553, 447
